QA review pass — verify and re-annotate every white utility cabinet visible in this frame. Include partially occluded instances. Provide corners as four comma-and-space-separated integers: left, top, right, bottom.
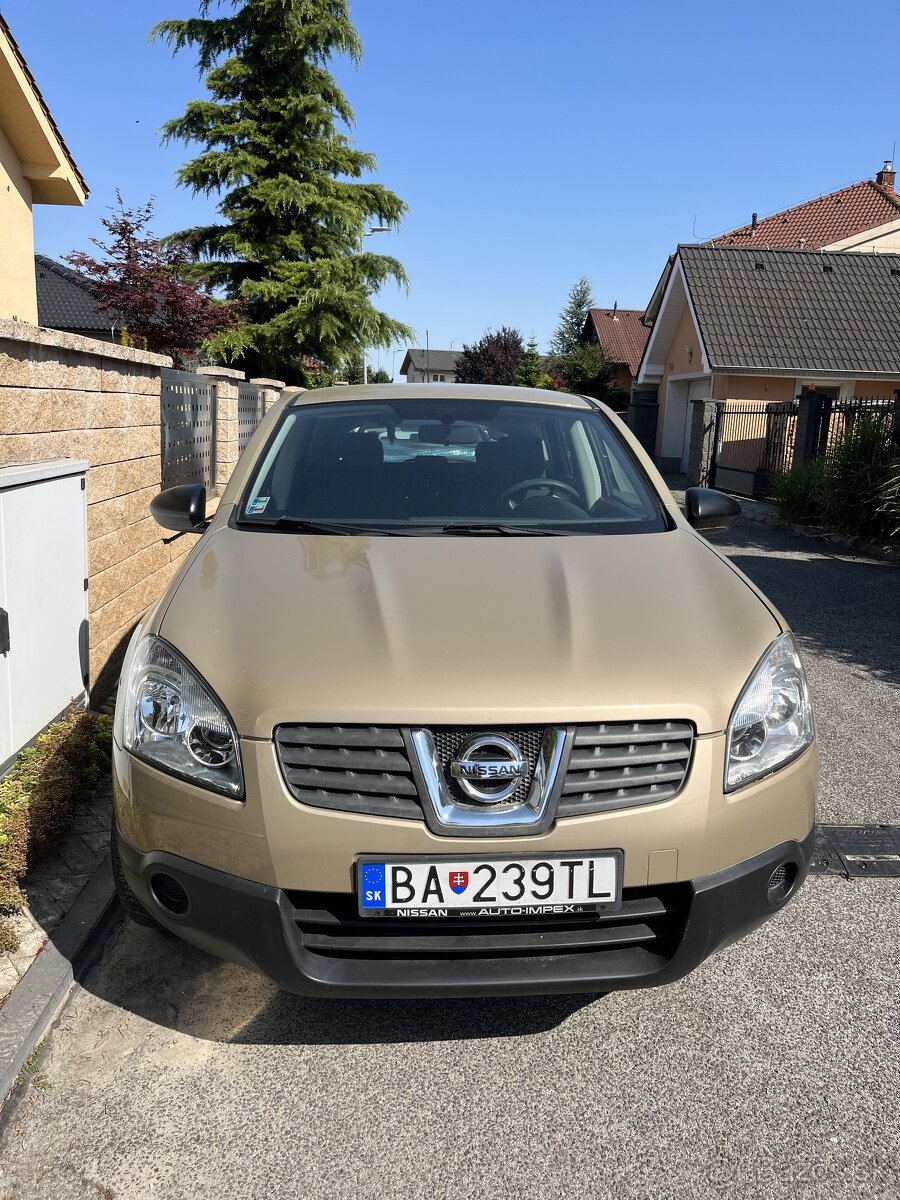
0, 459, 90, 772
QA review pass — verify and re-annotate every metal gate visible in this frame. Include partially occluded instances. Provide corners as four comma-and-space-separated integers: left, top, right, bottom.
709, 400, 798, 496
160, 369, 217, 490
810, 394, 900, 459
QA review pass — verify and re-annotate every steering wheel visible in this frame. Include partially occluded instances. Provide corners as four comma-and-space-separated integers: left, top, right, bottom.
499, 478, 582, 507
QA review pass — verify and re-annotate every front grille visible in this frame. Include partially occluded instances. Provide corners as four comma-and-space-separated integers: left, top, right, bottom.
288, 884, 689, 965
431, 726, 544, 808
274, 725, 420, 819
559, 721, 694, 815
275, 720, 694, 822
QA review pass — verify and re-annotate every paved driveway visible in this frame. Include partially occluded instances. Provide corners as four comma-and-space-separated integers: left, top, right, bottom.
1, 520, 898, 1200
717, 521, 900, 825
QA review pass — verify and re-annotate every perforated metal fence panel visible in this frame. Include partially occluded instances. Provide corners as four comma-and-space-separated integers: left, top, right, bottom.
160, 370, 217, 490
238, 382, 265, 454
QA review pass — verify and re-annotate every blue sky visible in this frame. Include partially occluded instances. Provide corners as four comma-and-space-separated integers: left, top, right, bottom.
5, 0, 899, 368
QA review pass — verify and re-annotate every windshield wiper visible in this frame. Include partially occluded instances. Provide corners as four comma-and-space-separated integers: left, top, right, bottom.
243, 517, 569, 536
245, 517, 403, 536
439, 523, 566, 536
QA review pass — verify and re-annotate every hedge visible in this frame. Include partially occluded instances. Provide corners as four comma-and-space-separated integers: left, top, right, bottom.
0, 710, 113, 952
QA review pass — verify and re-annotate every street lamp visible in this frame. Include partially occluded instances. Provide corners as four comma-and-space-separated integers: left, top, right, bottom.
360, 226, 391, 385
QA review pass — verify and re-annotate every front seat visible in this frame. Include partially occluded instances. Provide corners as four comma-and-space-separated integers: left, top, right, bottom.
475, 436, 546, 500
299, 432, 386, 518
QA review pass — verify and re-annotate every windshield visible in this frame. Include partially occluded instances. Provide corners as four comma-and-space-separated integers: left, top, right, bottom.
239, 399, 667, 534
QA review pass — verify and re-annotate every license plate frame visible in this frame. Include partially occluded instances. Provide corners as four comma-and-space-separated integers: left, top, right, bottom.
356, 849, 623, 918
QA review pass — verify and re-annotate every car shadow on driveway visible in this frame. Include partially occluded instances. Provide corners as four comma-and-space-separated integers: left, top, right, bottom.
710, 523, 900, 693
81, 923, 601, 1045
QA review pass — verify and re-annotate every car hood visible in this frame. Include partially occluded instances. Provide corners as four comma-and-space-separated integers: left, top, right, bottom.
157, 526, 781, 737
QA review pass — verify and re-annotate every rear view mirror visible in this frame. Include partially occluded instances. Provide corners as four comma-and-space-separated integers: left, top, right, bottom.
150, 484, 208, 533
684, 487, 741, 534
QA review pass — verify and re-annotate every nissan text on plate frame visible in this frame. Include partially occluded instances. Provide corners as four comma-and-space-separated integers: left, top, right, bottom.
112, 384, 818, 998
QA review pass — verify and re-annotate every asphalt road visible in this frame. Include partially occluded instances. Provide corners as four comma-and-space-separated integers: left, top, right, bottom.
1, 520, 898, 1200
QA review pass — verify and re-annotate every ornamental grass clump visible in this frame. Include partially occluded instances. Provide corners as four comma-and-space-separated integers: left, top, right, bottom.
771, 460, 827, 524
879, 464, 900, 541
820, 414, 897, 542
0, 710, 112, 952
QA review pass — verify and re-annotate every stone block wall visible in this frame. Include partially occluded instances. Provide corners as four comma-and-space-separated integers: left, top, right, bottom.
0, 322, 188, 697
0, 320, 286, 698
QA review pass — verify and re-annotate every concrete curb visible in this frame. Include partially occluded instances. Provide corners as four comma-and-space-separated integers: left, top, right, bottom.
0, 859, 119, 1102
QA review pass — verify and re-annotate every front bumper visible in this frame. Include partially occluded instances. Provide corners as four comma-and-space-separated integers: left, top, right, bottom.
117, 827, 816, 998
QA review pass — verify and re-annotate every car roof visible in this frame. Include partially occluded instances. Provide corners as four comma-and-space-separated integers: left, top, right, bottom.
289, 383, 594, 410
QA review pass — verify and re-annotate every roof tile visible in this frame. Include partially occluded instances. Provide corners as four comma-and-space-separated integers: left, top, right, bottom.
679, 245, 900, 376
707, 179, 900, 250
585, 308, 649, 376
34, 255, 121, 332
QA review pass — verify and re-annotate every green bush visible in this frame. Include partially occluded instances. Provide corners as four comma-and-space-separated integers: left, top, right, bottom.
771, 460, 827, 524
0, 710, 112, 950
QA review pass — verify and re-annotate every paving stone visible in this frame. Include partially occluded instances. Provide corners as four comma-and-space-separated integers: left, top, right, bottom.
21, 883, 65, 931
58, 834, 101, 875
86, 793, 114, 831
72, 807, 103, 835
46, 872, 91, 912
40, 865, 85, 906
79, 829, 110, 856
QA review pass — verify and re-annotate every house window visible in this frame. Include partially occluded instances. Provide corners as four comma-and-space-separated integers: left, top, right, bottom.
432, 373, 446, 382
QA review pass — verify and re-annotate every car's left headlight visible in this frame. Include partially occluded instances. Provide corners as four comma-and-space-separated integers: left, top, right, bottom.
725, 632, 814, 791
123, 635, 243, 798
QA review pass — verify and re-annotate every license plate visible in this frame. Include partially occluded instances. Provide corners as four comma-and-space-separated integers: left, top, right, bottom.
357, 851, 622, 917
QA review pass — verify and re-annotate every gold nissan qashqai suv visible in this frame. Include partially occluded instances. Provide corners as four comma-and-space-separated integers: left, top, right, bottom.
112, 384, 817, 997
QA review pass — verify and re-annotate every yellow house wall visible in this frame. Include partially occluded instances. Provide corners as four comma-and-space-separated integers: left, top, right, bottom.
0, 122, 37, 323
853, 379, 900, 398
716, 375, 797, 402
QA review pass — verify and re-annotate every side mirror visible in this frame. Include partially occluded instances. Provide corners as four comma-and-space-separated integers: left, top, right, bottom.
150, 484, 208, 533
684, 486, 741, 534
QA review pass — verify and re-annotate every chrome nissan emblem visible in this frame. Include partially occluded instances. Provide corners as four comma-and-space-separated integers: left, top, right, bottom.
449, 734, 527, 804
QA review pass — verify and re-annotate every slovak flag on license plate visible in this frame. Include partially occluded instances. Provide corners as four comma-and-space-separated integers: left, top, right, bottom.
448, 870, 469, 894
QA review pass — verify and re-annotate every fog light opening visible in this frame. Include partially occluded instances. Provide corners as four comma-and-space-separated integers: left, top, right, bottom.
766, 861, 798, 908
149, 872, 190, 917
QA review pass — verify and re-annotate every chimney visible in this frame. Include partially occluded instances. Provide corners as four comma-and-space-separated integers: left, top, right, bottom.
876, 160, 896, 192
751, 212, 758, 233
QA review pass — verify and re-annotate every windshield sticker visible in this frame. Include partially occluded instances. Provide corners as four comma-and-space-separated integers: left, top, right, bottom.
246, 496, 270, 515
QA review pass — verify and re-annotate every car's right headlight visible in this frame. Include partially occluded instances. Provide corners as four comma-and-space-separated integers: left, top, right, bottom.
123, 635, 243, 798
725, 632, 814, 791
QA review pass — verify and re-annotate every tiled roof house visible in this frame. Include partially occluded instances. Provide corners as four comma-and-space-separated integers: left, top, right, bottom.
635, 244, 900, 471
34, 254, 123, 342
630, 163, 900, 468
706, 164, 900, 252
581, 306, 649, 398
400, 348, 461, 383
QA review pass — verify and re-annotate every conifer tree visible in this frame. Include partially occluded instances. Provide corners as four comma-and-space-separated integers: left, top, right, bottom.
152, 0, 412, 379
515, 337, 543, 388
549, 276, 594, 359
